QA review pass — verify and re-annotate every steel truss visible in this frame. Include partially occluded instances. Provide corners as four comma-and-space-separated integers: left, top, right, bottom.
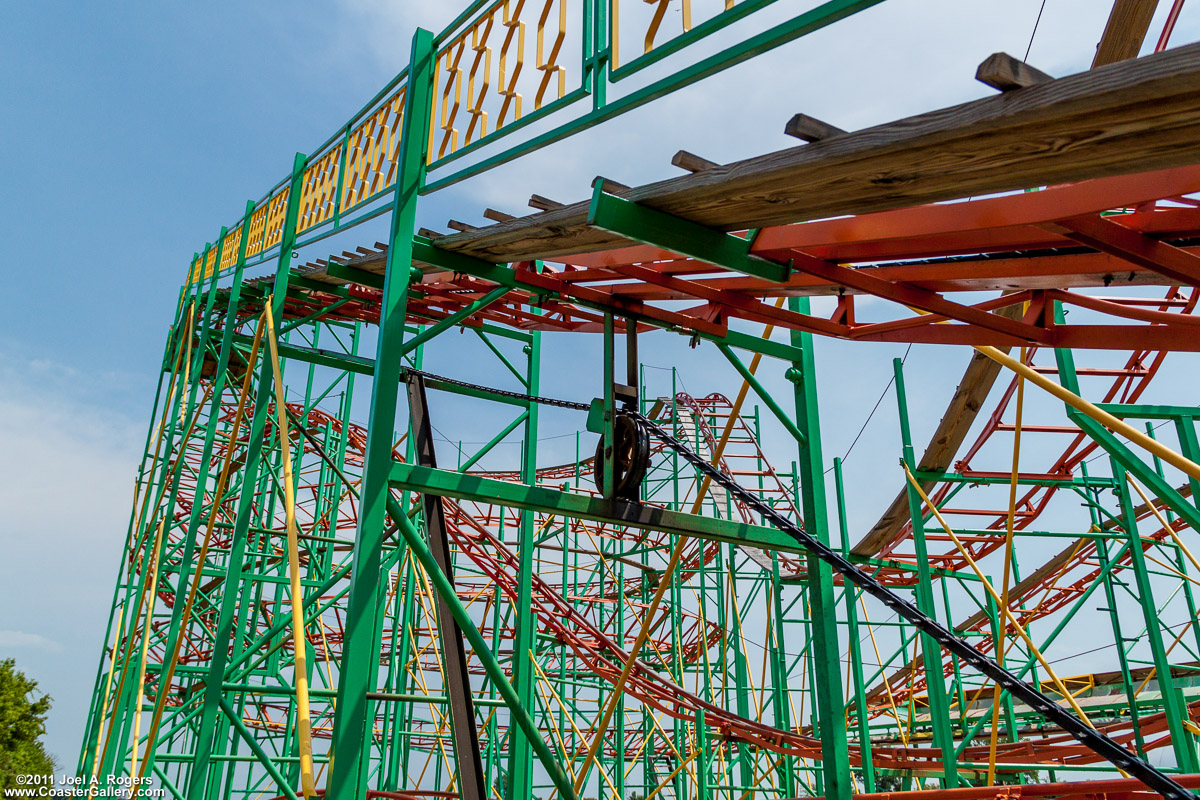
79, 3, 1200, 800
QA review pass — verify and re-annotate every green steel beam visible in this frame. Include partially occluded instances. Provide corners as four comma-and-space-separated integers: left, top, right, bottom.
389, 463, 804, 553
787, 296, 850, 800
894, 357, 959, 788
507, 315, 542, 799
403, 285, 512, 352
717, 343, 808, 446
326, 263, 385, 290
1113, 464, 1200, 771
834, 458, 875, 791
586, 186, 790, 283
328, 27, 437, 800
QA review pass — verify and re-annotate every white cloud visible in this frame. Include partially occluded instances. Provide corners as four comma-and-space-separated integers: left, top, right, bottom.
0, 348, 143, 772
0, 630, 64, 653
330, 0, 447, 70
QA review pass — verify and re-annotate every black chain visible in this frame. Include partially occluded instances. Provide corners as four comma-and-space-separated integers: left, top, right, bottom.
404, 369, 591, 411
407, 368, 1193, 799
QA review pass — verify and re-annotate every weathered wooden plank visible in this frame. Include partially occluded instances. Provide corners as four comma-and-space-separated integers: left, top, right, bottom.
430, 42, 1200, 265
592, 176, 631, 194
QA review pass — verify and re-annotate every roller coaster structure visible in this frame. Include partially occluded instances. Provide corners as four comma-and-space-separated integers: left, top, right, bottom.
79, 2, 1200, 800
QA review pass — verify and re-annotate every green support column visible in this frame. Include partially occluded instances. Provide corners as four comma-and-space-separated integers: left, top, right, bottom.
79, 325, 179, 777
1095, 537, 1147, 757
728, 543, 754, 789
189, 167, 308, 798
785, 296, 852, 800
1051, 303, 1197, 769
327, 27, 436, 800
834, 459, 875, 792
1112, 463, 1200, 772
892, 357, 959, 788
981, 574, 1018, 754
770, 554, 796, 795
506, 315, 543, 800
139, 226, 240, 783
1150, 422, 1200, 658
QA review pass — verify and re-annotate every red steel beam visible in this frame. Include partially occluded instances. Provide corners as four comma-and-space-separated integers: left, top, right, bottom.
1046, 213, 1200, 286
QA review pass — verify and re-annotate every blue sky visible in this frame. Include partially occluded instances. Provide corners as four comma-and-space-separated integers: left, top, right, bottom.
3, 0, 1199, 773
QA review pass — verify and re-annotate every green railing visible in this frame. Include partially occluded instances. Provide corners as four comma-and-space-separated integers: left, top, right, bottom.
185, 0, 887, 286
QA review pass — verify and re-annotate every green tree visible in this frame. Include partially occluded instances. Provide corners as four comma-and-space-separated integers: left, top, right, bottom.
0, 658, 56, 790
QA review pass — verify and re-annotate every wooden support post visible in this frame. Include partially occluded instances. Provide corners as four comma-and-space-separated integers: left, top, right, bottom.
1094, 0, 1160, 67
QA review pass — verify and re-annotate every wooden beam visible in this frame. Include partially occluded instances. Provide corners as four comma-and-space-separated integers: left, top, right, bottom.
1093, 0, 1160, 67
591, 176, 631, 194
671, 150, 718, 172
482, 208, 516, 224
783, 113, 846, 142
427, 42, 1200, 265
528, 194, 564, 211
447, 220, 477, 232
975, 52, 1053, 91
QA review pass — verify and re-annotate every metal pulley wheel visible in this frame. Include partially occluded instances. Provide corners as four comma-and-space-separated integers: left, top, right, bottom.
594, 413, 650, 500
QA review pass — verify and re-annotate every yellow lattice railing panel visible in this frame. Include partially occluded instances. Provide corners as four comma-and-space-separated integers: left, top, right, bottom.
203, 247, 218, 281
613, 0, 755, 70
432, 0, 576, 160
262, 188, 291, 252
187, 255, 203, 286
244, 203, 270, 258
534, 0, 567, 109
297, 145, 342, 233
218, 226, 243, 272
340, 88, 407, 212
